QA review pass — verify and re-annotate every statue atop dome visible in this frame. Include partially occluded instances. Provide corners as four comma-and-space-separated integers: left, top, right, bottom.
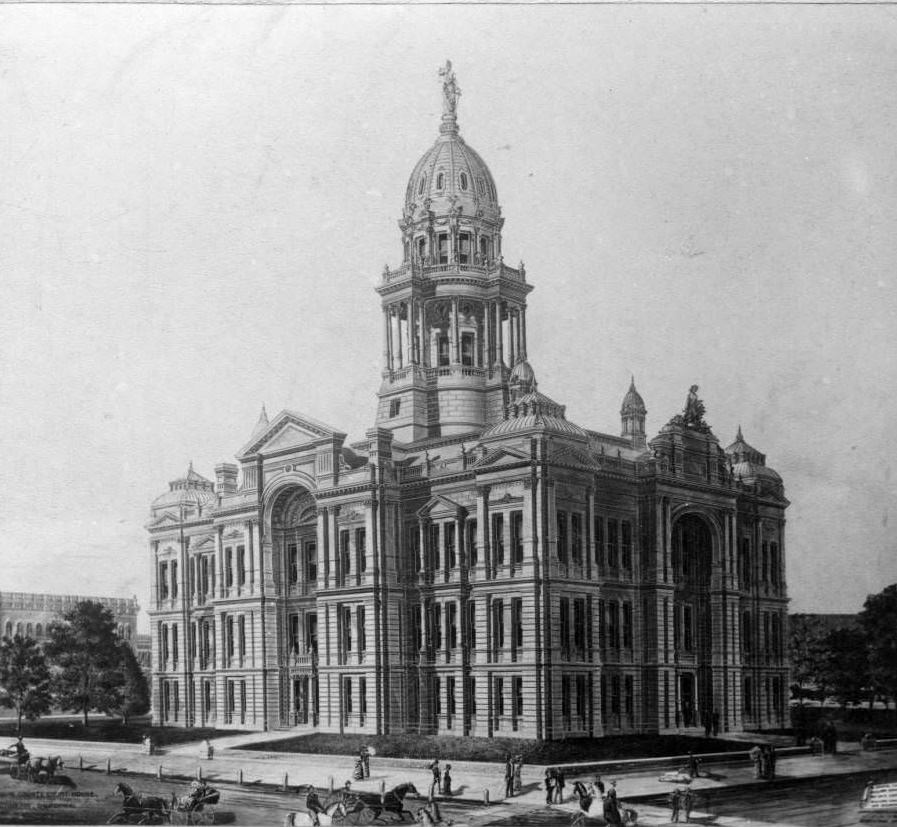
683, 384, 705, 426
439, 60, 461, 119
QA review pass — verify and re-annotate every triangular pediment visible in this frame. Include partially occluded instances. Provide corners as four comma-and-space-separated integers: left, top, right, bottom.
471, 445, 530, 469
416, 494, 467, 520
192, 535, 217, 551
149, 512, 182, 528
553, 444, 600, 469
238, 409, 347, 458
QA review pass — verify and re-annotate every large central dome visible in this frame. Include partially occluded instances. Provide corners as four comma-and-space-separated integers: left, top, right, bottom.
403, 61, 501, 225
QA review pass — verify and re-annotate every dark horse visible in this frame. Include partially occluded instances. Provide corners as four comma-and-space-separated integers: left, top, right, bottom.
110, 781, 171, 825
350, 782, 420, 822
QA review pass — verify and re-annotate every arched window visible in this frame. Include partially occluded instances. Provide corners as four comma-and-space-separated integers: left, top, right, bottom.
459, 172, 468, 191
15, 622, 22, 636
436, 172, 444, 190
35, 623, 42, 639
418, 175, 426, 196
742, 611, 752, 652
477, 177, 486, 195
26, 623, 33, 637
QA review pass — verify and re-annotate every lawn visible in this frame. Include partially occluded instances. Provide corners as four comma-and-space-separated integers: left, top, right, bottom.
241, 732, 748, 764
0, 716, 247, 747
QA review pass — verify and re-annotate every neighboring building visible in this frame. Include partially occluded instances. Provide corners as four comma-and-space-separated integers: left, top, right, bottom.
0, 591, 139, 645
135, 633, 153, 671
147, 65, 790, 738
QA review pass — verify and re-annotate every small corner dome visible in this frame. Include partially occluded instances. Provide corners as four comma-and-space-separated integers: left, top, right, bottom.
621, 377, 647, 416
152, 462, 217, 513
509, 358, 537, 393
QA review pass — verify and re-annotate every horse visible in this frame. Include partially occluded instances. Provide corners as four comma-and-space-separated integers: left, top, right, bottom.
284, 799, 348, 827
352, 782, 420, 822
570, 782, 638, 827
112, 781, 171, 824
29, 755, 64, 784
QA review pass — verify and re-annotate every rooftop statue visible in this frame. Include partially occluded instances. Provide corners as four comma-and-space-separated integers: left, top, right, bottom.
439, 60, 461, 118
683, 384, 706, 427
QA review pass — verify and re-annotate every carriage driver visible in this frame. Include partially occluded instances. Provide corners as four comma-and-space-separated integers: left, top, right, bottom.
7, 736, 29, 768
305, 787, 325, 827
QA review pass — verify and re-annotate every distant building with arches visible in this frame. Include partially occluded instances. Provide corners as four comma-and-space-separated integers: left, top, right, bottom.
147, 67, 789, 738
0, 591, 139, 648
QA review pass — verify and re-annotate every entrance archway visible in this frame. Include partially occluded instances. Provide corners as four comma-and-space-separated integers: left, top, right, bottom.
672, 514, 714, 729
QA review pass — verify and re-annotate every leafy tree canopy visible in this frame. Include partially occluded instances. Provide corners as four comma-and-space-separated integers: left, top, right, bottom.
860, 584, 897, 706
0, 634, 52, 730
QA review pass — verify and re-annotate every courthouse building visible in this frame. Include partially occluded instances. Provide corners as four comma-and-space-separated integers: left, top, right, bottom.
147, 67, 790, 738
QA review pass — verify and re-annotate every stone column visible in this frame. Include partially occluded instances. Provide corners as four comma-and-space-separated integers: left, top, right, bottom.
409, 297, 417, 365
586, 487, 595, 580
451, 297, 460, 365
317, 507, 329, 591
215, 530, 225, 598
396, 304, 404, 370
383, 309, 391, 372
476, 486, 490, 577
418, 519, 427, 577
494, 302, 504, 367
418, 302, 427, 367
364, 500, 375, 583
330, 508, 341, 586
509, 307, 517, 366
483, 301, 492, 367
520, 305, 527, 359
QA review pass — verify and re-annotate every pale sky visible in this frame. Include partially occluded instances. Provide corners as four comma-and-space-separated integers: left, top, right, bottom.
1, 5, 896, 631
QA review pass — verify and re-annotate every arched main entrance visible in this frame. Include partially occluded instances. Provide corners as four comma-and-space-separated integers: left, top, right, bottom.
270, 486, 319, 726
671, 514, 714, 730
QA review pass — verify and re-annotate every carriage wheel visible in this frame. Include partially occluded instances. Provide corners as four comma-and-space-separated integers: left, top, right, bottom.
106, 813, 128, 824
195, 806, 215, 825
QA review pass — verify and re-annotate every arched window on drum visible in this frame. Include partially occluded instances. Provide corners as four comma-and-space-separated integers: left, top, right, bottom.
26, 623, 33, 637
35, 623, 42, 639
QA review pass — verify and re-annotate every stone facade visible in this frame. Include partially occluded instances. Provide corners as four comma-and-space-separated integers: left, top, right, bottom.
147, 66, 790, 737
0, 591, 139, 645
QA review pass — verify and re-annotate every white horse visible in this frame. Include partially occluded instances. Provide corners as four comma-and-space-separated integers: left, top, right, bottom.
571, 782, 638, 826
284, 800, 348, 827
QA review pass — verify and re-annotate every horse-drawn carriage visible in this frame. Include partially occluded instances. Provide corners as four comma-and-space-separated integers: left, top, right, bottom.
107, 780, 220, 825
284, 782, 420, 826
0, 748, 64, 784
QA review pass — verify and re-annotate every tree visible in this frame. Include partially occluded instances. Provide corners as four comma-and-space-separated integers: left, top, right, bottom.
44, 600, 123, 726
819, 626, 870, 710
860, 584, 897, 721
102, 643, 150, 725
788, 614, 830, 703
0, 634, 53, 730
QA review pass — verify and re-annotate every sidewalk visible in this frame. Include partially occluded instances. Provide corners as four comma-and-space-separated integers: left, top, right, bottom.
18, 732, 897, 826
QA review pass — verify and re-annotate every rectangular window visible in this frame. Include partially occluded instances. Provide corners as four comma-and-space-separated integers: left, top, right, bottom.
495, 677, 505, 719
458, 232, 471, 265
200, 557, 209, 598
161, 623, 168, 665
238, 615, 246, 659
573, 598, 586, 658
437, 232, 449, 264
466, 600, 476, 647
305, 612, 318, 653
608, 602, 619, 650
412, 604, 422, 651
171, 561, 178, 598
289, 613, 300, 654
594, 517, 605, 567
512, 598, 523, 652
444, 523, 456, 569
556, 510, 568, 563
600, 675, 607, 718
355, 528, 367, 573
447, 677, 456, 720
684, 604, 694, 651
598, 600, 606, 653
741, 537, 751, 587
447, 602, 458, 650
240, 680, 246, 725
624, 675, 634, 718
359, 677, 367, 720
160, 562, 169, 599
608, 519, 619, 568
305, 541, 317, 584
611, 675, 621, 714
389, 398, 401, 418
576, 674, 587, 723
438, 335, 450, 367
622, 602, 633, 649
171, 624, 178, 666
237, 545, 246, 586
433, 603, 443, 650
742, 611, 752, 652
770, 542, 780, 586
467, 519, 478, 566
461, 332, 474, 366
621, 521, 632, 571
408, 525, 421, 573
357, 605, 366, 652
434, 677, 442, 715
674, 604, 682, 649
510, 510, 524, 565
743, 677, 752, 715
513, 676, 523, 730
491, 599, 504, 653
344, 677, 353, 719
559, 597, 570, 660
571, 513, 582, 564
225, 547, 233, 588
342, 606, 352, 654
468, 677, 477, 715
226, 616, 234, 658
561, 674, 572, 727
429, 523, 440, 571
340, 530, 351, 582
491, 513, 505, 565
288, 543, 299, 585
762, 541, 769, 582
190, 623, 197, 659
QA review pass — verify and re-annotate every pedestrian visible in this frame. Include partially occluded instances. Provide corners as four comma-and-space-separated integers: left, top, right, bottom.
544, 769, 555, 806
688, 751, 701, 779
442, 764, 453, 797
554, 768, 566, 804
749, 744, 761, 778
429, 759, 440, 800
682, 785, 694, 823
504, 754, 514, 798
603, 779, 622, 826
513, 755, 523, 793
353, 756, 364, 781
669, 787, 681, 823
712, 711, 720, 737
361, 745, 371, 778
703, 713, 711, 738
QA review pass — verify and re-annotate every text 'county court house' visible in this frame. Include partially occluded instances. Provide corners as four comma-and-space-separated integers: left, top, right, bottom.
148, 65, 790, 739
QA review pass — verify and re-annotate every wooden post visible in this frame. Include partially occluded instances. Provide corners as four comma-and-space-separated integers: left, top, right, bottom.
282, 772, 288, 791
197, 766, 203, 781
79, 756, 83, 771
157, 765, 163, 780
483, 788, 490, 805
239, 769, 243, 786
328, 776, 334, 793
379, 780, 386, 795
105, 758, 111, 774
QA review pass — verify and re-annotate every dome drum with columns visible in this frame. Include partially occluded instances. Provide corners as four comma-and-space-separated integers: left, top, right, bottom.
147, 64, 790, 740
